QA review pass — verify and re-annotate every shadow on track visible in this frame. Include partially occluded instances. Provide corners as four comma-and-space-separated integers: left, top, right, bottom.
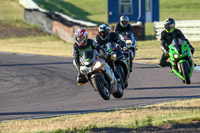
134, 66, 161, 69
122, 95, 200, 100
0, 62, 72, 67
0, 109, 108, 121
128, 85, 200, 90
0, 110, 95, 116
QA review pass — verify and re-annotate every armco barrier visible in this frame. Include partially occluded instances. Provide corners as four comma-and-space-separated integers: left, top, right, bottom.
154, 20, 200, 41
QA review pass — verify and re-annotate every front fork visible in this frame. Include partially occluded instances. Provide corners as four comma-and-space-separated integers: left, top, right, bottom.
171, 57, 194, 80
101, 64, 118, 93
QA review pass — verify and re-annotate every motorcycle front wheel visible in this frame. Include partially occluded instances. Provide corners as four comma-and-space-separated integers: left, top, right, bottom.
180, 61, 191, 84
116, 64, 127, 89
91, 75, 110, 100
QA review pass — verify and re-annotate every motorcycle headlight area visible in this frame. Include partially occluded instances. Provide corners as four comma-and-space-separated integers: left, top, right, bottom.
126, 40, 132, 47
94, 61, 102, 69
84, 61, 90, 66
173, 54, 179, 58
80, 66, 91, 75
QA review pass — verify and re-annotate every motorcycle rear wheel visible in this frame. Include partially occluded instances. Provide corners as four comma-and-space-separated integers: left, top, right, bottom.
112, 84, 123, 98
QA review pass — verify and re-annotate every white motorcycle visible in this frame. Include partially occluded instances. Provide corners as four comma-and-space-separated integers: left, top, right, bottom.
79, 49, 123, 100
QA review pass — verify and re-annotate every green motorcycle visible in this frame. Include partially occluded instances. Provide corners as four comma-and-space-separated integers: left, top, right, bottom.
168, 38, 194, 84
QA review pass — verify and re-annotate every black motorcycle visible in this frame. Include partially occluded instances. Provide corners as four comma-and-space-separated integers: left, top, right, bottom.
105, 42, 130, 89
119, 32, 137, 59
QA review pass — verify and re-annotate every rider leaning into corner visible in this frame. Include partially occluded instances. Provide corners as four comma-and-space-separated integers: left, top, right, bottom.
73, 28, 108, 85
96, 24, 130, 77
96, 24, 128, 80
158, 18, 196, 68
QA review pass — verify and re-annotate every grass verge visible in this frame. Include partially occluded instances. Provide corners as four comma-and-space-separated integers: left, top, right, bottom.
0, 36, 73, 57
0, 0, 37, 28
0, 36, 199, 65
33, 0, 200, 24
0, 98, 200, 133
33, 0, 107, 25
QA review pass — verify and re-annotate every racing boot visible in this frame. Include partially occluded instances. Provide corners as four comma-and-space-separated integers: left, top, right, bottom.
78, 83, 84, 85
77, 73, 88, 85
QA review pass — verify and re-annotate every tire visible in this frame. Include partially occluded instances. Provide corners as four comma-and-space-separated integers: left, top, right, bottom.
91, 75, 110, 100
180, 62, 191, 84
116, 64, 127, 89
132, 48, 136, 59
112, 83, 123, 98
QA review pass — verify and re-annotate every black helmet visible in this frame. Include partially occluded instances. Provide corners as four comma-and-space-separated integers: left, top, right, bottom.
98, 24, 111, 40
120, 16, 129, 27
164, 18, 175, 32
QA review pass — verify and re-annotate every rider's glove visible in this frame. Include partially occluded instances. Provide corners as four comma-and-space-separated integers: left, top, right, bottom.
164, 50, 169, 56
161, 46, 168, 56
104, 53, 114, 61
191, 47, 195, 55
110, 54, 114, 61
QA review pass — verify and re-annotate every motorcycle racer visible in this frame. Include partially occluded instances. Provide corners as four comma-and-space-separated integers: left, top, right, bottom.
114, 15, 134, 35
158, 18, 195, 67
96, 24, 131, 73
73, 28, 108, 85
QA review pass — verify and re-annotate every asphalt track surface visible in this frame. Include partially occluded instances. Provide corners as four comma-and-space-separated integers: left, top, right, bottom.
0, 53, 200, 121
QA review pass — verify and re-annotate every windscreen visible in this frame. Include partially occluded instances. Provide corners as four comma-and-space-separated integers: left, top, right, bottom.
105, 42, 117, 53
80, 49, 95, 66
171, 38, 182, 53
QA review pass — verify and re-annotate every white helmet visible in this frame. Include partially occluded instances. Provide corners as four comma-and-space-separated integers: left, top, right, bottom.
120, 16, 129, 27
98, 24, 111, 40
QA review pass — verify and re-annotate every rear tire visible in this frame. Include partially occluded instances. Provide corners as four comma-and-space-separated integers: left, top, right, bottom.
132, 48, 136, 59
92, 75, 110, 100
180, 62, 191, 84
116, 64, 127, 89
112, 84, 123, 98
